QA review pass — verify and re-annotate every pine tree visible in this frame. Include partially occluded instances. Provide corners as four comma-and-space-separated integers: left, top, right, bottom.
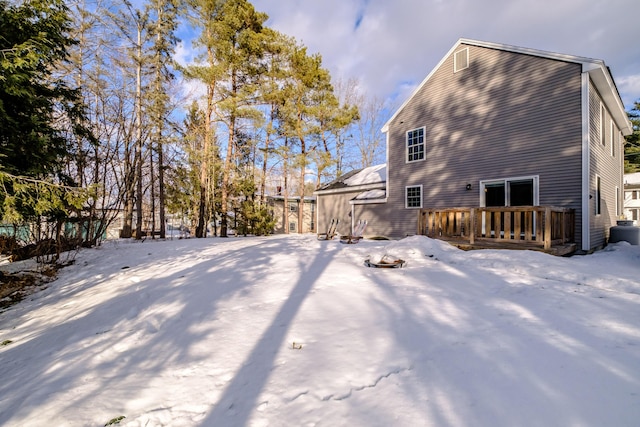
0, 0, 86, 178
0, 0, 93, 227
625, 100, 640, 173
147, 0, 180, 238
278, 44, 338, 233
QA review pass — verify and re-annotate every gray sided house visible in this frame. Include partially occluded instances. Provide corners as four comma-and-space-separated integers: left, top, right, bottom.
317, 38, 632, 252
315, 164, 387, 237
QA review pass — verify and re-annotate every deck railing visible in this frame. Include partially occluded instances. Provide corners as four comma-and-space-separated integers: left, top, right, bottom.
418, 206, 575, 250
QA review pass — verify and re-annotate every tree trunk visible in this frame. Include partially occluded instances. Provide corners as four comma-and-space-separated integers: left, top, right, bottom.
134, 22, 144, 240
220, 114, 235, 238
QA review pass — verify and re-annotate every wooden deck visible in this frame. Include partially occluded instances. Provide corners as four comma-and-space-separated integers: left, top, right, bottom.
418, 206, 576, 256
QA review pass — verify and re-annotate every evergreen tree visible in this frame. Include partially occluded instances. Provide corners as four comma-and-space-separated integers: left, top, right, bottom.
278, 44, 337, 233
0, 0, 92, 229
0, 0, 87, 178
147, 0, 180, 238
185, 0, 268, 237
625, 100, 640, 173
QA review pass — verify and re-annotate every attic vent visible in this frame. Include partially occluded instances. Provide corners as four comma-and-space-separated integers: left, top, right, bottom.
454, 48, 469, 72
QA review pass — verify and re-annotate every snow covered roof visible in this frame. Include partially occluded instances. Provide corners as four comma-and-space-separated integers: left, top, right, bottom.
352, 189, 386, 201
344, 164, 386, 186
315, 164, 386, 194
624, 172, 640, 186
267, 195, 316, 202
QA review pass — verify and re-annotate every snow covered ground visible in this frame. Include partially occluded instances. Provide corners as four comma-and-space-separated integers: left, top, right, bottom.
0, 235, 639, 427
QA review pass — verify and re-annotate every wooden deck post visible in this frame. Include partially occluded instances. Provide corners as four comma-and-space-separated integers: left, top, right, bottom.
469, 208, 476, 245
544, 207, 552, 250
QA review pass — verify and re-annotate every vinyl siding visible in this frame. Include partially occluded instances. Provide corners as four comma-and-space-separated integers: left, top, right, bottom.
385, 43, 584, 240
316, 192, 357, 237
354, 202, 397, 238
589, 81, 624, 248
317, 192, 391, 237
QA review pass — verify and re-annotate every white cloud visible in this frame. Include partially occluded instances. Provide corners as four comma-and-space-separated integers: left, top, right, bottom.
618, 74, 640, 109
173, 40, 194, 68
251, 0, 640, 111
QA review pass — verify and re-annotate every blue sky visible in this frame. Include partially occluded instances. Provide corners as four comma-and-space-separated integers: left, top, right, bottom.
239, 0, 640, 110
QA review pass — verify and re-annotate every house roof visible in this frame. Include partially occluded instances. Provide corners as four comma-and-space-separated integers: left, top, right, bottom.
344, 164, 386, 186
351, 189, 386, 203
267, 195, 316, 202
314, 164, 386, 193
315, 168, 364, 191
381, 38, 633, 136
624, 172, 640, 186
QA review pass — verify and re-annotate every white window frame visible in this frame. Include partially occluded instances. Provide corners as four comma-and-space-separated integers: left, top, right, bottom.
454, 48, 469, 73
615, 186, 619, 217
610, 120, 615, 157
405, 185, 423, 209
406, 127, 425, 163
600, 104, 606, 146
595, 175, 601, 216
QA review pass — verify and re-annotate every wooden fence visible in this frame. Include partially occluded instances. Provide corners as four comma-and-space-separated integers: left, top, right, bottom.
418, 206, 575, 250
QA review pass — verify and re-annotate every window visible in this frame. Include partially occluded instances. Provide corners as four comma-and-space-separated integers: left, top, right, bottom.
480, 176, 539, 238
405, 185, 422, 208
600, 104, 606, 146
615, 186, 620, 217
289, 202, 298, 212
406, 127, 425, 162
480, 176, 539, 207
289, 222, 297, 232
454, 48, 469, 72
611, 120, 616, 156
595, 175, 601, 215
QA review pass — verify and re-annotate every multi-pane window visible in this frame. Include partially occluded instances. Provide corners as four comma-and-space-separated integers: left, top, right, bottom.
406, 185, 422, 208
407, 128, 425, 162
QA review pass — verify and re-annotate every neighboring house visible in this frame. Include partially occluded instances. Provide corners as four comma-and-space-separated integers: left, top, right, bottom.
267, 196, 316, 234
623, 172, 640, 224
314, 164, 386, 237
316, 38, 632, 252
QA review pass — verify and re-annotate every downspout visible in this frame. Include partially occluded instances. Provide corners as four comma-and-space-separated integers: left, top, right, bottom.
581, 71, 591, 252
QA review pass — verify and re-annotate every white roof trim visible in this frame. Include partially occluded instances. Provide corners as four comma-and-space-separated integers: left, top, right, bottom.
381, 38, 632, 135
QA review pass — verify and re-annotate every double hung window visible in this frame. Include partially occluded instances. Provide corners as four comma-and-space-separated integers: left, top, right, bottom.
405, 185, 422, 209
407, 127, 425, 162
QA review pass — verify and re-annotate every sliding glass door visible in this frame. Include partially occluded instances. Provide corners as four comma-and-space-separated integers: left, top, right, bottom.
480, 176, 539, 237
